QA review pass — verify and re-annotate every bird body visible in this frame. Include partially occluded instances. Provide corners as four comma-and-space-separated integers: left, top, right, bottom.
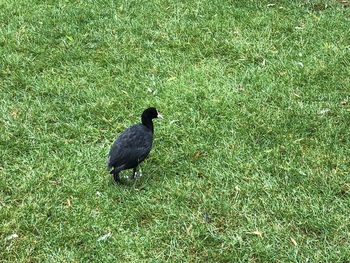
107, 124, 153, 172
107, 107, 162, 183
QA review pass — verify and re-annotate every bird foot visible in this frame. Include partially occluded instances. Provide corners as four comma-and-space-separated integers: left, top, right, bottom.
131, 171, 143, 180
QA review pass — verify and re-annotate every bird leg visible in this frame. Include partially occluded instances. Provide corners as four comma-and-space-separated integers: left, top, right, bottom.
113, 173, 121, 184
110, 169, 121, 184
131, 167, 138, 180
138, 167, 143, 178
131, 167, 143, 179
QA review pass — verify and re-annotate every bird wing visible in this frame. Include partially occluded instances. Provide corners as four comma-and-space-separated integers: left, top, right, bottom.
107, 125, 153, 169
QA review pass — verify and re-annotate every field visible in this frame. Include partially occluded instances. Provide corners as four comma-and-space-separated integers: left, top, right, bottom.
1, 0, 350, 262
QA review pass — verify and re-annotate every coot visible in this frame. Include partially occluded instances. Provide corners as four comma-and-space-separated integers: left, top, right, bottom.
107, 107, 162, 183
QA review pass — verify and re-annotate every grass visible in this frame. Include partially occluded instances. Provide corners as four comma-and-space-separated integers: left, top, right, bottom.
1, 0, 349, 261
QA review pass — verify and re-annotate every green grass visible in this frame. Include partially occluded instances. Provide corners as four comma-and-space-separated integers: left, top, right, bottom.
1, 0, 350, 261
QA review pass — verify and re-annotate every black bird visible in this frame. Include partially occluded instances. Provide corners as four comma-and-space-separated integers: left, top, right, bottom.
107, 107, 162, 183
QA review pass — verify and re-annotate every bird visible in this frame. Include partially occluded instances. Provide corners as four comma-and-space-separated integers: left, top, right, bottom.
107, 107, 163, 183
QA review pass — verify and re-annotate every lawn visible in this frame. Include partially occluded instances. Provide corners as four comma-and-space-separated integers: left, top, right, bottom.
1, 0, 349, 262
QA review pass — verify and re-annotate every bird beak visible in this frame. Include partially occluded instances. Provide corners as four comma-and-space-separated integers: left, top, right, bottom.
157, 112, 164, 119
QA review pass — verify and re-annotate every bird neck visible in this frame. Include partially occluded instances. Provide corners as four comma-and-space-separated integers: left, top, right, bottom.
141, 117, 154, 133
